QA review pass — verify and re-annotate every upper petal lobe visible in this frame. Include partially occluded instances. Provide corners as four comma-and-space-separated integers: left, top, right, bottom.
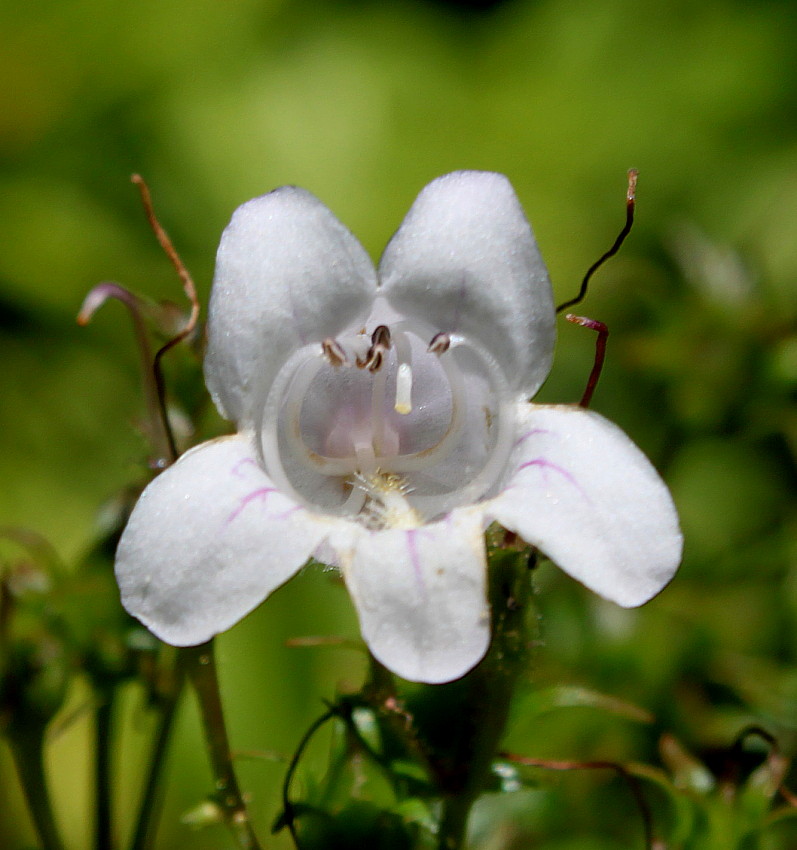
379, 171, 556, 398
206, 187, 378, 428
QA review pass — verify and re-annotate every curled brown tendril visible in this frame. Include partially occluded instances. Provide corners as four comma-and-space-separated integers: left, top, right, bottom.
131, 174, 200, 465
557, 168, 638, 314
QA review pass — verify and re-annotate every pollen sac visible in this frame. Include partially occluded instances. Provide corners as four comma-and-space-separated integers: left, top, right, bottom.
321, 338, 348, 368
357, 324, 392, 372
428, 332, 451, 355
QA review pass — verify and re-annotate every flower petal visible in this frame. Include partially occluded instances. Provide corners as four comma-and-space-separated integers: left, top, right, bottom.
333, 510, 490, 683
115, 435, 329, 645
205, 187, 378, 428
489, 405, 682, 606
378, 171, 555, 398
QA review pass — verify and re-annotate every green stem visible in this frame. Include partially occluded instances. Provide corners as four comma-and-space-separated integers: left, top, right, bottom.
438, 791, 480, 850
8, 723, 67, 850
128, 669, 184, 850
433, 547, 535, 850
281, 708, 338, 847
95, 690, 115, 850
363, 656, 436, 781
181, 640, 263, 850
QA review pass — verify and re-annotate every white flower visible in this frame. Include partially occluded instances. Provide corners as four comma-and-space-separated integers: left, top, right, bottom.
115, 172, 682, 684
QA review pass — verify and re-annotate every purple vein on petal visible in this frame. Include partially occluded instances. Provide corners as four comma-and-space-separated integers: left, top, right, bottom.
512, 427, 552, 449
515, 457, 592, 503
405, 529, 426, 593
231, 457, 260, 478
226, 486, 279, 525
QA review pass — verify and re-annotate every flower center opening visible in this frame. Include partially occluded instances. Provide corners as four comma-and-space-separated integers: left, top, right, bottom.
257, 316, 513, 527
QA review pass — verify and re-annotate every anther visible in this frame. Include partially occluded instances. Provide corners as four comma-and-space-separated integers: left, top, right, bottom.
366, 350, 383, 373
371, 325, 391, 349
358, 324, 392, 372
428, 332, 451, 355
321, 338, 348, 367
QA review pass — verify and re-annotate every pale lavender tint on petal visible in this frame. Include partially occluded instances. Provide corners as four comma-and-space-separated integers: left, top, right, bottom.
405, 528, 427, 591
489, 404, 682, 607
335, 509, 490, 683
115, 434, 329, 646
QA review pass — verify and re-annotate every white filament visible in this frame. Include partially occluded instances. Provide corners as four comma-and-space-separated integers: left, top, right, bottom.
370, 361, 388, 454
410, 335, 513, 518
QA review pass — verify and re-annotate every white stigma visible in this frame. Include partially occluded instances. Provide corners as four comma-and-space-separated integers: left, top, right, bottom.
395, 362, 413, 415
392, 326, 413, 415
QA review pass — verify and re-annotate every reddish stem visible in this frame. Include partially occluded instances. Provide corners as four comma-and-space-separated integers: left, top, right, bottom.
566, 314, 609, 408
500, 750, 655, 849
130, 175, 200, 464
77, 282, 173, 463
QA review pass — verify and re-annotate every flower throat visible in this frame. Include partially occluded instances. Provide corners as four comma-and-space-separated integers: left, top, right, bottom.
257, 315, 515, 527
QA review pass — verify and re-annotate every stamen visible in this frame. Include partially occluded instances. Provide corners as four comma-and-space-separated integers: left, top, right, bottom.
276, 353, 355, 476
371, 324, 391, 349
340, 479, 368, 515
408, 334, 514, 518
258, 318, 513, 525
370, 359, 388, 456
354, 441, 377, 477
368, 350, 384, 372
428, 332, 450, 355
321, 338, 348, 367
358, 324, 392, 372
259, 348, 326, 507
259, 345, 370, 517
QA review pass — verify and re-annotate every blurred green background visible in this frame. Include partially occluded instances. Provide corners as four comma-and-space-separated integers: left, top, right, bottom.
1, 0, 796, 847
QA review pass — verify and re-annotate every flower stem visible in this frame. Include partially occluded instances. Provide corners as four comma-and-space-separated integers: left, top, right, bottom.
181, 640, 263, 850
95, 689, 115, 850
128, 666, 184, 850
432, 546, 535, 850
438, 792, 479, 850
8, 723, 66, 850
